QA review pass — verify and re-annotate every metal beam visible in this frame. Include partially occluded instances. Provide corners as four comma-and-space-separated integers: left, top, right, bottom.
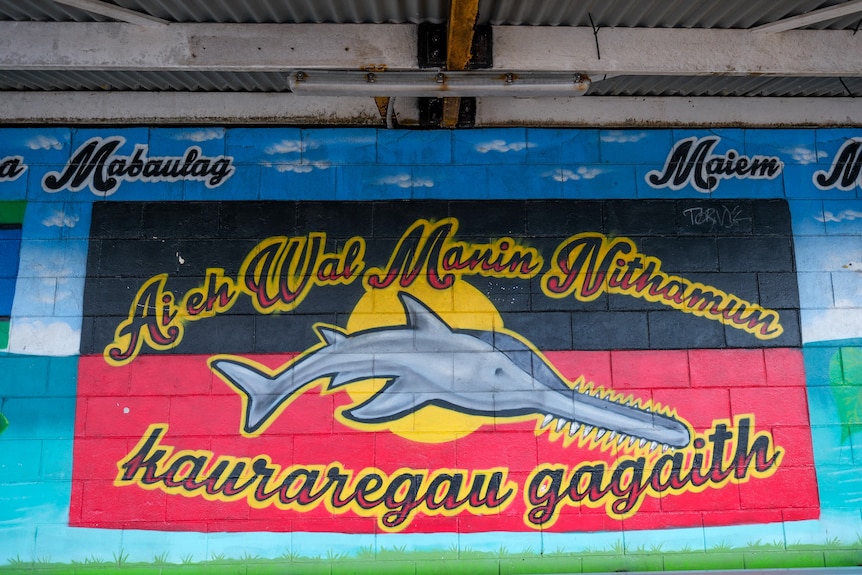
751, 0, 862, 33
1, 23, 860, 77
0, 22, 417, 71
492, 26, 862, 76
49, 0, 168, 26
1, 92, 860, 127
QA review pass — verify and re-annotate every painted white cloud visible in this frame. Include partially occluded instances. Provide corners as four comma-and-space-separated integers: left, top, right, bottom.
378, 174, 434, 188
172, 128, 224, 142
325, 135, 375, 145
263, 160, 330, 173
801, 308, 862, 343
547, 166, 603, 182
26, 135, 63, 151
600, 131, 647, 144
42, 210, 79, 228
265, 140, 306, 155
475, 139, 535, 153
8, 320, 81, 356
816, 209, 862, 223
784, 146, 828, 165
305, 135, 374, 150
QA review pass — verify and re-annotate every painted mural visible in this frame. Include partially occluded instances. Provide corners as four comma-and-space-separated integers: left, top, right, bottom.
0, 126, 861, 573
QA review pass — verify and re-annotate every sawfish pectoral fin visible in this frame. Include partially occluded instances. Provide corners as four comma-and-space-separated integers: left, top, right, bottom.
210, 358, 306, 436
341, 379, 420, 424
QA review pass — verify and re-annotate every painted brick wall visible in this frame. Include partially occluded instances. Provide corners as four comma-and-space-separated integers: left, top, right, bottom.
0, 127, 861, 574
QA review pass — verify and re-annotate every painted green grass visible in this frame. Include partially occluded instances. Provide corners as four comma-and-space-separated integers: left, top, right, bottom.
3, 538, 861, 574
830, 346, 862, 440
0, 321, 9, 351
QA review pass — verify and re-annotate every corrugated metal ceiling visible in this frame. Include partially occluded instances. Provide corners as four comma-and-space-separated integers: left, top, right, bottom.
479, 0, 861, 28
2, 0, 859, 28
588, 75, 862, 98
0, 69, 288, 92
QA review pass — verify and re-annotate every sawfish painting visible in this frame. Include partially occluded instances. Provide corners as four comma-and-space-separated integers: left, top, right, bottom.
210, 292, 691, 449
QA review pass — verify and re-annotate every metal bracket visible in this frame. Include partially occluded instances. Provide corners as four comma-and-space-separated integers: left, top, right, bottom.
419, 97, 476, 128
418, 23, 488, 127
418, 23, 492, 69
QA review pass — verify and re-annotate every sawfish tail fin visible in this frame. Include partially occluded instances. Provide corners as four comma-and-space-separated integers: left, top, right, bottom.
210, 358, 300, 435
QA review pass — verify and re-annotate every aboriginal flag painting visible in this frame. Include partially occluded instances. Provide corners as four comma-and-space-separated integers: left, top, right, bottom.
72, 199, 816, 533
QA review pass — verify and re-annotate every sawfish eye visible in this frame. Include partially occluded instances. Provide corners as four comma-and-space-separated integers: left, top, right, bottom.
495, 367, 504, 376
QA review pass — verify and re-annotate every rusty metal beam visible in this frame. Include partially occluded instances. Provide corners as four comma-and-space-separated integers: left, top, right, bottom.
442, 0, 480, 128
446, 0, 480, 71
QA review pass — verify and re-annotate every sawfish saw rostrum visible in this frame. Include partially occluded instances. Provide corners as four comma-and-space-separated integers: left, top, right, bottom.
210, 292, 691, 449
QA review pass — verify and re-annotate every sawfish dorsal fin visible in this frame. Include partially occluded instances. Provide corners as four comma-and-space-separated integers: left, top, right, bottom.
398, 292, 452, 334
317, 326, 348, 346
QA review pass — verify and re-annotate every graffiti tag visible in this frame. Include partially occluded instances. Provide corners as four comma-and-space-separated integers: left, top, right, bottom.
682, 204, 751, 230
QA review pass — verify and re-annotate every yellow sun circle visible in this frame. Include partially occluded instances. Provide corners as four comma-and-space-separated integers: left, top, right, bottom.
342, 281, 504, 443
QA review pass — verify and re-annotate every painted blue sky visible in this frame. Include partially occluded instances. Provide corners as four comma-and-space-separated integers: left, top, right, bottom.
1, 126, 861, 350
792, 199, 862, 343
8, 203, 89, 356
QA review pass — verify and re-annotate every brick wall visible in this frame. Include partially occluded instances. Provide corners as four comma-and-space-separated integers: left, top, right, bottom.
0, 127, 860, 573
